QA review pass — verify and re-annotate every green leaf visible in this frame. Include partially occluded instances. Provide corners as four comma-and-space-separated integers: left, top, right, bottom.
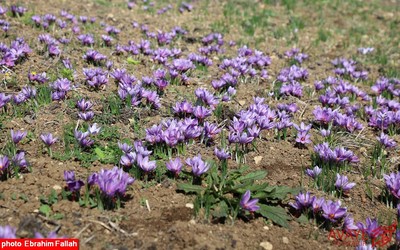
238, 170, 267, 182
39, 204, 52, 217
212, 200, 229, 218
237, 183, 270, 194
127, 57, 140, 65
296, 214, 309, 225
267, 186, 301, 200
257, 204, 290, 228
94, 147, 106, 159
177, 183, 205, 194
53, 213, 64, 220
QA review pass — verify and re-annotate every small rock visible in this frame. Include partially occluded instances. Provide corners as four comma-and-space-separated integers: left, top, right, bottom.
52, 185, 62, 190
282, 237, 289, 244
189, 219, 196, 225
238, 100, 246, 106
260, 241, 273, 250
33, 209, 39, 213
185, 203, 194, 209
263, 226, 269, 230
254, 156, 263, 165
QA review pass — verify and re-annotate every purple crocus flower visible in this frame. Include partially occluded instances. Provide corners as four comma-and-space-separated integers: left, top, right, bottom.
377, 132, 396, 149
166, 158, 183, 175
290, 192, 315, 211
137, 154, 157, 172
335, 174, 356, 193
357, 218, 382, 239
12, 151, 28, 169
186, 155, 210, 177
240, 190, 260, 212
40, 133, 58, 146
0, 225, 17, 238
119, 152, 136, 168
343, 215, 359, 235
76, 98, 93, 112
96, 166, 135, 197
78, 111, 94, 121
88, 123, 101, 135
384, 172, 400, 199
214, 147, 231, 160
64, 170, 84, 192
10, 129, 27, 144
321, 200, 347, 222
0, 93, 12, 108
295, 131, 311, 144
74, 130, 94, 148
305, 166, 322, 179
0, 156, 10, 172
311, 196, 325, 213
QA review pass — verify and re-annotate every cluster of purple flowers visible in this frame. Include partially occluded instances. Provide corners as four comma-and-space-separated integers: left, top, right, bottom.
88, 166, 135, 198
314, 142, 359, 165
145, 118, 204, 147
77, 34, 95, 46
290, 192, 348, 223
83, 68, 108, 89
0, 152, 28, 179
38, 34, 61, 56
31, 13, 59, 29
10, 5, 27, 17
0, 37, 31, 68
332, 58, 368, 80
105, 25, 120, 35
83, 49, 107, 64
49, 78, 72, 101
371, 77, 400, 96
277, 65, 308, 82
28, 71, 49, 84
219, 46, 271, 81
74, 124, 100, 148
12, 85, 36, 105
76, 98, 94, 121
152, 47, 181, 65
284, 48, 309, 63
119, 141, 156, 173
228, 97, 280, 146
157, 4, 172, 15
111, 68, 161, 109
64, 170, 84, 192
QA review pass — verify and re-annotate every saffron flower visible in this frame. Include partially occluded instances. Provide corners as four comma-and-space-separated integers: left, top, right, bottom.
0, 156, 10, 172
335, 174, 356, 193
64, 170, 84, 192
94, 166, 135, 197
40, 133, 58, 146
137, 154, 157, 172
240, 190, 260, 212
356, 218, 382, 239
166, 158, 182, 175
305, 166, 322, 179
383, 172, 400, 199
0, 225, 17, 238
290, 192, 315, 211
186, 155, 210, 177
10, 129, 27, 144
321, 200, 347, 222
